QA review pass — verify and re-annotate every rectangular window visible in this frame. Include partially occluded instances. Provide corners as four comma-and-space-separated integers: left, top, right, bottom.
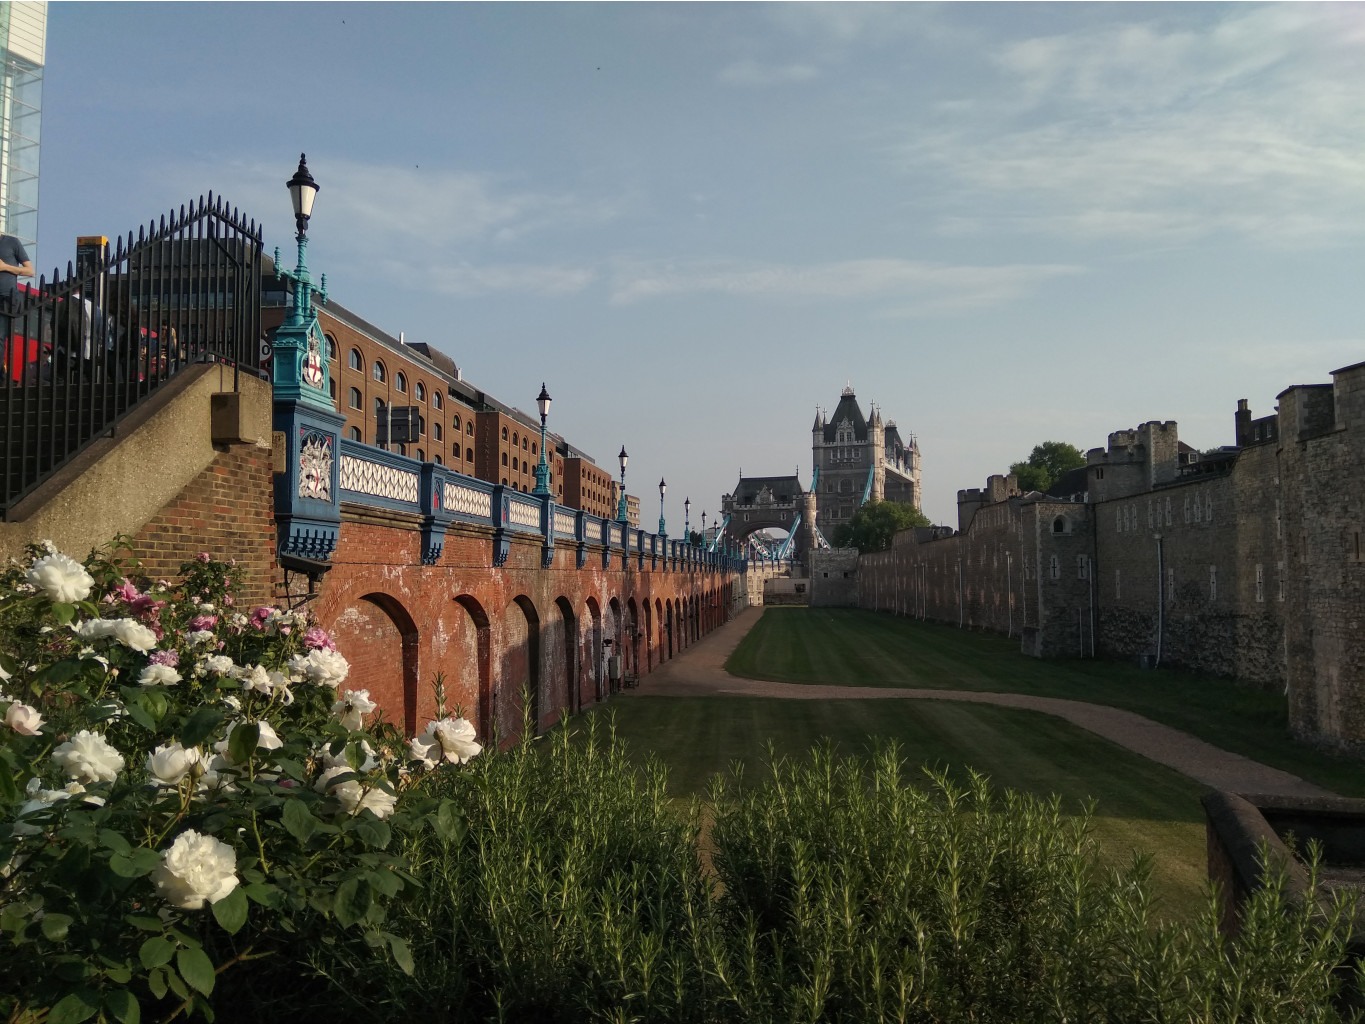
1147, 501, 1154, 529
1049, 555, 1060, 579
1167, 568, 1175, 602
1206, 493, 1213, 522
1277, 561, 1285, 602
1164, 498, 1172, 527
1115, 569, 1122, 600
1209, 566, 1217, 601
1076, 555, 1088, 580
1183, 496, 1191, 524
1255, 564, 1265, 603
1193, 494, 1202, 523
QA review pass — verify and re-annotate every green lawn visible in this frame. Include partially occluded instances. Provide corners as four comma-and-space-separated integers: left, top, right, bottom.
725, 607, 1365, 797
586, 695, 1210, 918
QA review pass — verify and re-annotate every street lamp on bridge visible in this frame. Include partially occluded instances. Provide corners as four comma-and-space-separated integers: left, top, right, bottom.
701, 510, 707, 549
684, 497, 690, 541
533, 383, 552, 497
617, 446, 629, 523
658, 477, 667, 538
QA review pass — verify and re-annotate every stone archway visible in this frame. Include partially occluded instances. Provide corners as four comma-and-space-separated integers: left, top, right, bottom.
329, 592, 419, 736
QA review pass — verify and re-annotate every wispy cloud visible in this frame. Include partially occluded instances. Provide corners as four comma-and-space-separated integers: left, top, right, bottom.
610, 257, 1081, 311
904, 6, 1365, 247
717, 59, 819, 87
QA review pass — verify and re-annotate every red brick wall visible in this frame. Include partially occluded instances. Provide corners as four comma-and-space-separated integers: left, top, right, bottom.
330, 595, 416, 735
130, 444, 279, 607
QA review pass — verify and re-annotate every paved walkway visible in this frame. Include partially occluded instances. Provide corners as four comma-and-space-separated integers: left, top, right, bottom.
626, 607, 1331, 798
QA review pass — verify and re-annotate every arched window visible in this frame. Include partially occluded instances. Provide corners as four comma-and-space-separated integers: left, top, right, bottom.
522, 437, 528, 451
373, 361, 386, 383
434, 454, 443, 466
432, 391, 442, 410
512, 431, 518, 446
433, 422, 442, 441
395, 372, 408, 393
502, 477, 508, 485
349, 387, 362, 410
466, 448, 474, 462
417, 449, 425, 462
512, 457, 519, 471
324, 335, 337, 361
501, 427, 508, 441
348, 426, 361, 441
415, 381, 425, 402
1052, 516, 1066, 534
501, 453, 508, 467
396, 443, 406, 456
349, 348, 362, 371
453, 415, 461, 435
417, 415, 425, 437
531, 442, 537, 455
467, 422, 475, 436
374, 397, 386, 416
327, 377, 337, 400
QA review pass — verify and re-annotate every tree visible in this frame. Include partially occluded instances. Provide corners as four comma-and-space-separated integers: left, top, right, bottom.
831, 500, 931, 553
1008, 440, 1085, 494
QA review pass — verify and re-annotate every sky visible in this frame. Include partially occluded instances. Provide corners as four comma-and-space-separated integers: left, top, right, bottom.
37, 3, 1365, 529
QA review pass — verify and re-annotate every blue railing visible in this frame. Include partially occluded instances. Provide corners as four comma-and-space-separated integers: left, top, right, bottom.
333, 438, 743, 572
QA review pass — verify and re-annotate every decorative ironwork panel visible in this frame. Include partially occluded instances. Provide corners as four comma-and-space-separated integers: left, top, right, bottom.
508, 497, 540, 529
609, 523, 622, 545
339, 455, 419, 504
297, 431, 333, 501
444, 482, 492, 519
554, 511, 576, 538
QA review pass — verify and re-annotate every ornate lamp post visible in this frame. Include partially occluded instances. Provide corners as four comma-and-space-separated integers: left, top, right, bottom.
658, 477, 667, 538
533, 383, 552, 496
272, 153, 330, 413
684, 497, 690, 542
617, 446, 629, 523
701, 510, 707, 549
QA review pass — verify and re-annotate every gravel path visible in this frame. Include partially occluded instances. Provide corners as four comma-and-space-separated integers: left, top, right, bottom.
626, 607, 1331, 798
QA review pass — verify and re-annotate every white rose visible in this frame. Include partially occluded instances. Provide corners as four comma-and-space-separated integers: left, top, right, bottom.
11, 780, 83, 835
409, 716, 482, 768
197, 603, 215, 614
234, 663, 273, 693
288, 649, 350, 689
51, 730, 125, 784
4, 701, 44, 736
320, 739, 377, 773
27, 551, 94, 603
146, 743, 205, 787
137, 663, 181, 688
74, 618, 158, 653
0, 661, 10, 682
199, 654, 235, 678
186, 630, 216, 646
331, 689, 376, 732
151, 830, 239, 910
314, 766, 397, 819
212, 720, 282, 765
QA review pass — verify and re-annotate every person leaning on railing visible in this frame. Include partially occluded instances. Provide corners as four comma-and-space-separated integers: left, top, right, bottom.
0, 232, 32, 383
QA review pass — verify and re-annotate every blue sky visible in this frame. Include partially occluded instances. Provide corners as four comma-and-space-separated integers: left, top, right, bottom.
39, 3, 1365, 528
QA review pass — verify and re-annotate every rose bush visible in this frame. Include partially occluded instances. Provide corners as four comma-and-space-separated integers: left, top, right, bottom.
0, 540, 483, 1023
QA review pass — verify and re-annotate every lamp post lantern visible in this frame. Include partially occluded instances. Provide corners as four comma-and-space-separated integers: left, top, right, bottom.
684, 497, 690, 541
617, 446, 629, 523
272, 153, 331, 413
701, 510, 707, 549
533, 383, 552, 496
658, 477, 667, 538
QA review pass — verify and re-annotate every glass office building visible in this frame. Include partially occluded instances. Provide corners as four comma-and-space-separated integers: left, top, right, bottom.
0, 2, 43, 262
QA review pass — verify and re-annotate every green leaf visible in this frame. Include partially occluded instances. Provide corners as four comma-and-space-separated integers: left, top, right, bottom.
146, 968, 168, 1001
139, 936, 175, 970
40, 912, 73, 941
100, 828, 132, 855
51, 602, 75, 626
33, 658, 82, 685
124, 702, 156, 733
109, 846, 160, 879
243, 882, 283, 909
0, 760, 17, 804
164, 967, 188, 1000
369, 868, 400, 897
138, 688, 169, 723
176, 946, 215, 996
387, 933, 414, 976
47, 990, 98, 1024
227, 722, 260, 766
178, 707, 224, 748
210, 887, 248, 935
104, 988, 140, 1024
353, 815, 391, 850
274, 756, 307, 782
281, 797, 318, 844
332, 877, 372, 928
433, 799, 465, 842
125, 915, 164, 932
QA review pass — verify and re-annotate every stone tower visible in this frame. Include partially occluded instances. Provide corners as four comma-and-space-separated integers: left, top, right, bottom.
810, 383, 920, 535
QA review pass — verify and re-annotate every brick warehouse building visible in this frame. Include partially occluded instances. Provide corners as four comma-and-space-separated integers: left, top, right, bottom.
859, 359, 1365, 753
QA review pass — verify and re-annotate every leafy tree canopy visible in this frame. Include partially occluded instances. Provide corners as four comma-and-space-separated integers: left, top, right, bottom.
1009, 440, 1085, 494
831, 500, 931, 553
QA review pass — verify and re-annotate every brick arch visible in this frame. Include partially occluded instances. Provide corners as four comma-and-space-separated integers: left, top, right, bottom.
654, 598, 664, 663
501, 595, 541, 745
553, 595, 577, 717
584, 596, 603, 704
665, 598, 674, 659
451, 594, 492, 743
329, 591, 420, 736
642, 599, 653, 671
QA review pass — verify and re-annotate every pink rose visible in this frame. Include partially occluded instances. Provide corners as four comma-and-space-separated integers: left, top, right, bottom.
189, 614, 218, 631
197, 552, 211, 563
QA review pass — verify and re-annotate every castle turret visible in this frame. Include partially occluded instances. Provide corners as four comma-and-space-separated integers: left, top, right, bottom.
869, 402, 886, 502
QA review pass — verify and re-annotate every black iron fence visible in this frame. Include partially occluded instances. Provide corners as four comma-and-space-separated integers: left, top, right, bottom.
2, 194, 263, 519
